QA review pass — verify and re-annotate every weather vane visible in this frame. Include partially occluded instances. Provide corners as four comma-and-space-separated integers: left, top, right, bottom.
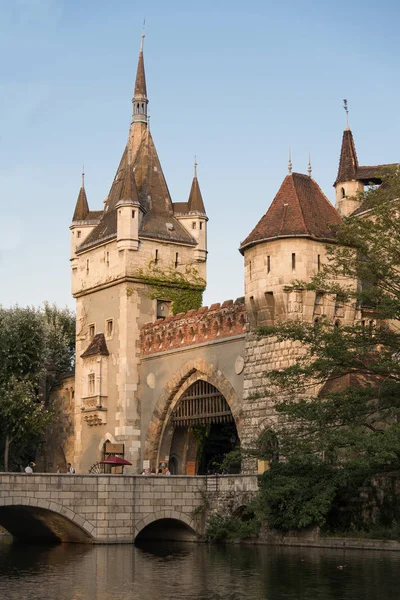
343, 99, 349, 129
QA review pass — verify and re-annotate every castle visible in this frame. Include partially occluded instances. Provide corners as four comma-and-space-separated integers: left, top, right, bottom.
54, 38, 395, 475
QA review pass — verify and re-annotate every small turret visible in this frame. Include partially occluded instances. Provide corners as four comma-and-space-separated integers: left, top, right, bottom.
70, 171, 101, 267
334, 127, 364, 216
116, 152, 143, 252
174, 158, 208, 263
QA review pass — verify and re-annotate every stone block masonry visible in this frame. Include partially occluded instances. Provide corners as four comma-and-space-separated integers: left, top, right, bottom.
0, 474, 258, 544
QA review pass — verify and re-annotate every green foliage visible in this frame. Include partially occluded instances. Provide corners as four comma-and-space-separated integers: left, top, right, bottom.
0, 304, 75, 470
255, 168, 400, 532
205, 511, 260, 542
135, 261, 205, 315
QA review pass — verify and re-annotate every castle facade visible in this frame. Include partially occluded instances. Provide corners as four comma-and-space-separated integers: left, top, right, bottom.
60, 39, 394, 475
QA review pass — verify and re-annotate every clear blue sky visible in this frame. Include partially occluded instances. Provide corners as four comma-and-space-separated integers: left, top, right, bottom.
1, 0, 399, 310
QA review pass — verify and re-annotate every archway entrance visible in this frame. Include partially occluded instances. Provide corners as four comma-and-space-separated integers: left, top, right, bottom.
161, 380, 240, 475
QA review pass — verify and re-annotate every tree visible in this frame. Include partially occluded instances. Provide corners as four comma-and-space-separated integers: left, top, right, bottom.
256, 168, 400, 532
0, 304, 75, 471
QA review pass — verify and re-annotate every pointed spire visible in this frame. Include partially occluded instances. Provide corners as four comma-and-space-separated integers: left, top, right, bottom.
72, 170, 89, 221
134, 29, 147, 99
188, 158, 206, 214
288, 148, 292, 174
307, 153, 312, 178
334, 127, 359, 185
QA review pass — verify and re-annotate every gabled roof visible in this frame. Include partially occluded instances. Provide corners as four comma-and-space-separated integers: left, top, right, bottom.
81, 333, 109, 358
72, 185, 89, 221
334, 128, 358, 185
240, 172, 342, 253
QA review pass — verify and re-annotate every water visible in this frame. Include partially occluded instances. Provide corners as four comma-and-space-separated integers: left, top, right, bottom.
1, 538, 400, 600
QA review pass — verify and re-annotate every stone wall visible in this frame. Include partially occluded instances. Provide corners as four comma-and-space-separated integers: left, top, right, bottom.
241, 331, 306, 449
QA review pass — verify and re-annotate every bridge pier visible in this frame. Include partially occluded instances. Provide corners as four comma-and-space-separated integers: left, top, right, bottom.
0, 474, 258, 544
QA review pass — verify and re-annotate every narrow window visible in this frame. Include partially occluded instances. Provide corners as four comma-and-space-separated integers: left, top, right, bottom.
341, 187, 346, 199
106, 251, 110, 267
292, 253, 296, 271
89, 324, 95, 338
192, 222, 196, 229
249, 260, 252, 280
106, 319, 113, 337
334, 320, 341, 329
314, 318, 319, 331
132, 210, 135, 218
317, 254, 321, 272
199, 222, 203, 230
267, 255, 271, 274
175, 252, 179, 268
77, 230, 81, 238
86, 259, 89, 274
155, 249, 159, 264
88, 373, 95, 396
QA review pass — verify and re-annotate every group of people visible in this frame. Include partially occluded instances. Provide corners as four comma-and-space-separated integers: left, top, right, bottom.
141, 467, 171, 475
24, 462, 75, 474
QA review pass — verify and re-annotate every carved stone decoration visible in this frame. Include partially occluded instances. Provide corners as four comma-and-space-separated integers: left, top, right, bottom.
146, 373, 156, 389
235, 355, 245, 375
287, 290, 303, 313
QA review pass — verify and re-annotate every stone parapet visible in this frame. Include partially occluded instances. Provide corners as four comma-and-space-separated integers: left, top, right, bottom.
140, 298, 247, 356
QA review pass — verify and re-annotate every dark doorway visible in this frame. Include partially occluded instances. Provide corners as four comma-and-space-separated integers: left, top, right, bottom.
167, 380, 240, 474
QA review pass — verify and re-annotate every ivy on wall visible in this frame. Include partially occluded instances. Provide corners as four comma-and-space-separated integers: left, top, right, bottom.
134, 261, 206, 315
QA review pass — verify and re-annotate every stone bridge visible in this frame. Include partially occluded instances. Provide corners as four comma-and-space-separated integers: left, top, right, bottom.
0, 474, 258, 544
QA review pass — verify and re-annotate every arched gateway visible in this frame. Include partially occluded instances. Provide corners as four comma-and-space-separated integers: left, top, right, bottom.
145, 360, 242, 475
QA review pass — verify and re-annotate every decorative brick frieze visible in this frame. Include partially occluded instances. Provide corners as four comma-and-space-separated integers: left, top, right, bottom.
140, 297, 247, 356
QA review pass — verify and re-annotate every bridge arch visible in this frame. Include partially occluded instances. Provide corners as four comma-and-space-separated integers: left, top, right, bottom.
144, 358, 243, 468
0, 498, 95, 543
134, 510, 199, 542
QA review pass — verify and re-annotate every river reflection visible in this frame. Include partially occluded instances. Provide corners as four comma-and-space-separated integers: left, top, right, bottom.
1, 538, 400, 600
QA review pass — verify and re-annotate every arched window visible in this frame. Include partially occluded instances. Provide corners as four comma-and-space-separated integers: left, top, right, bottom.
341, 187, 346, 198
334, 319, 341, 329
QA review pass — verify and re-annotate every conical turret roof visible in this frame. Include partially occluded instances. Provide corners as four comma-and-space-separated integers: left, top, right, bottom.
72, 184, 89, 221
334, 128, 358, 185
240, 173, 342, 253
188, 176, 206, 214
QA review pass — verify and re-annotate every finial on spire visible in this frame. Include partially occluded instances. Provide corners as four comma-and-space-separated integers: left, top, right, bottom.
288, 148, 292, 174
307, 153, 312, 178
343, 98, 349, 130
81, 165, 85, 188
194, 155, 198, 178
140, 19, 145, 51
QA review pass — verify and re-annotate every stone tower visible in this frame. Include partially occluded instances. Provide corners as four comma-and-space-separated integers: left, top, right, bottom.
239, 171, 343, 328
70, 38, 208, 473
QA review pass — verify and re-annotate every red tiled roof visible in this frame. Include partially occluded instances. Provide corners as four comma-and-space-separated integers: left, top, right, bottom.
240, 173, 342, 253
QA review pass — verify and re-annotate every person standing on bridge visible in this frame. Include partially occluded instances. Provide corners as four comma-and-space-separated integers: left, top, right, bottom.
24, 462, 35, 474
67, 462, 75, 474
